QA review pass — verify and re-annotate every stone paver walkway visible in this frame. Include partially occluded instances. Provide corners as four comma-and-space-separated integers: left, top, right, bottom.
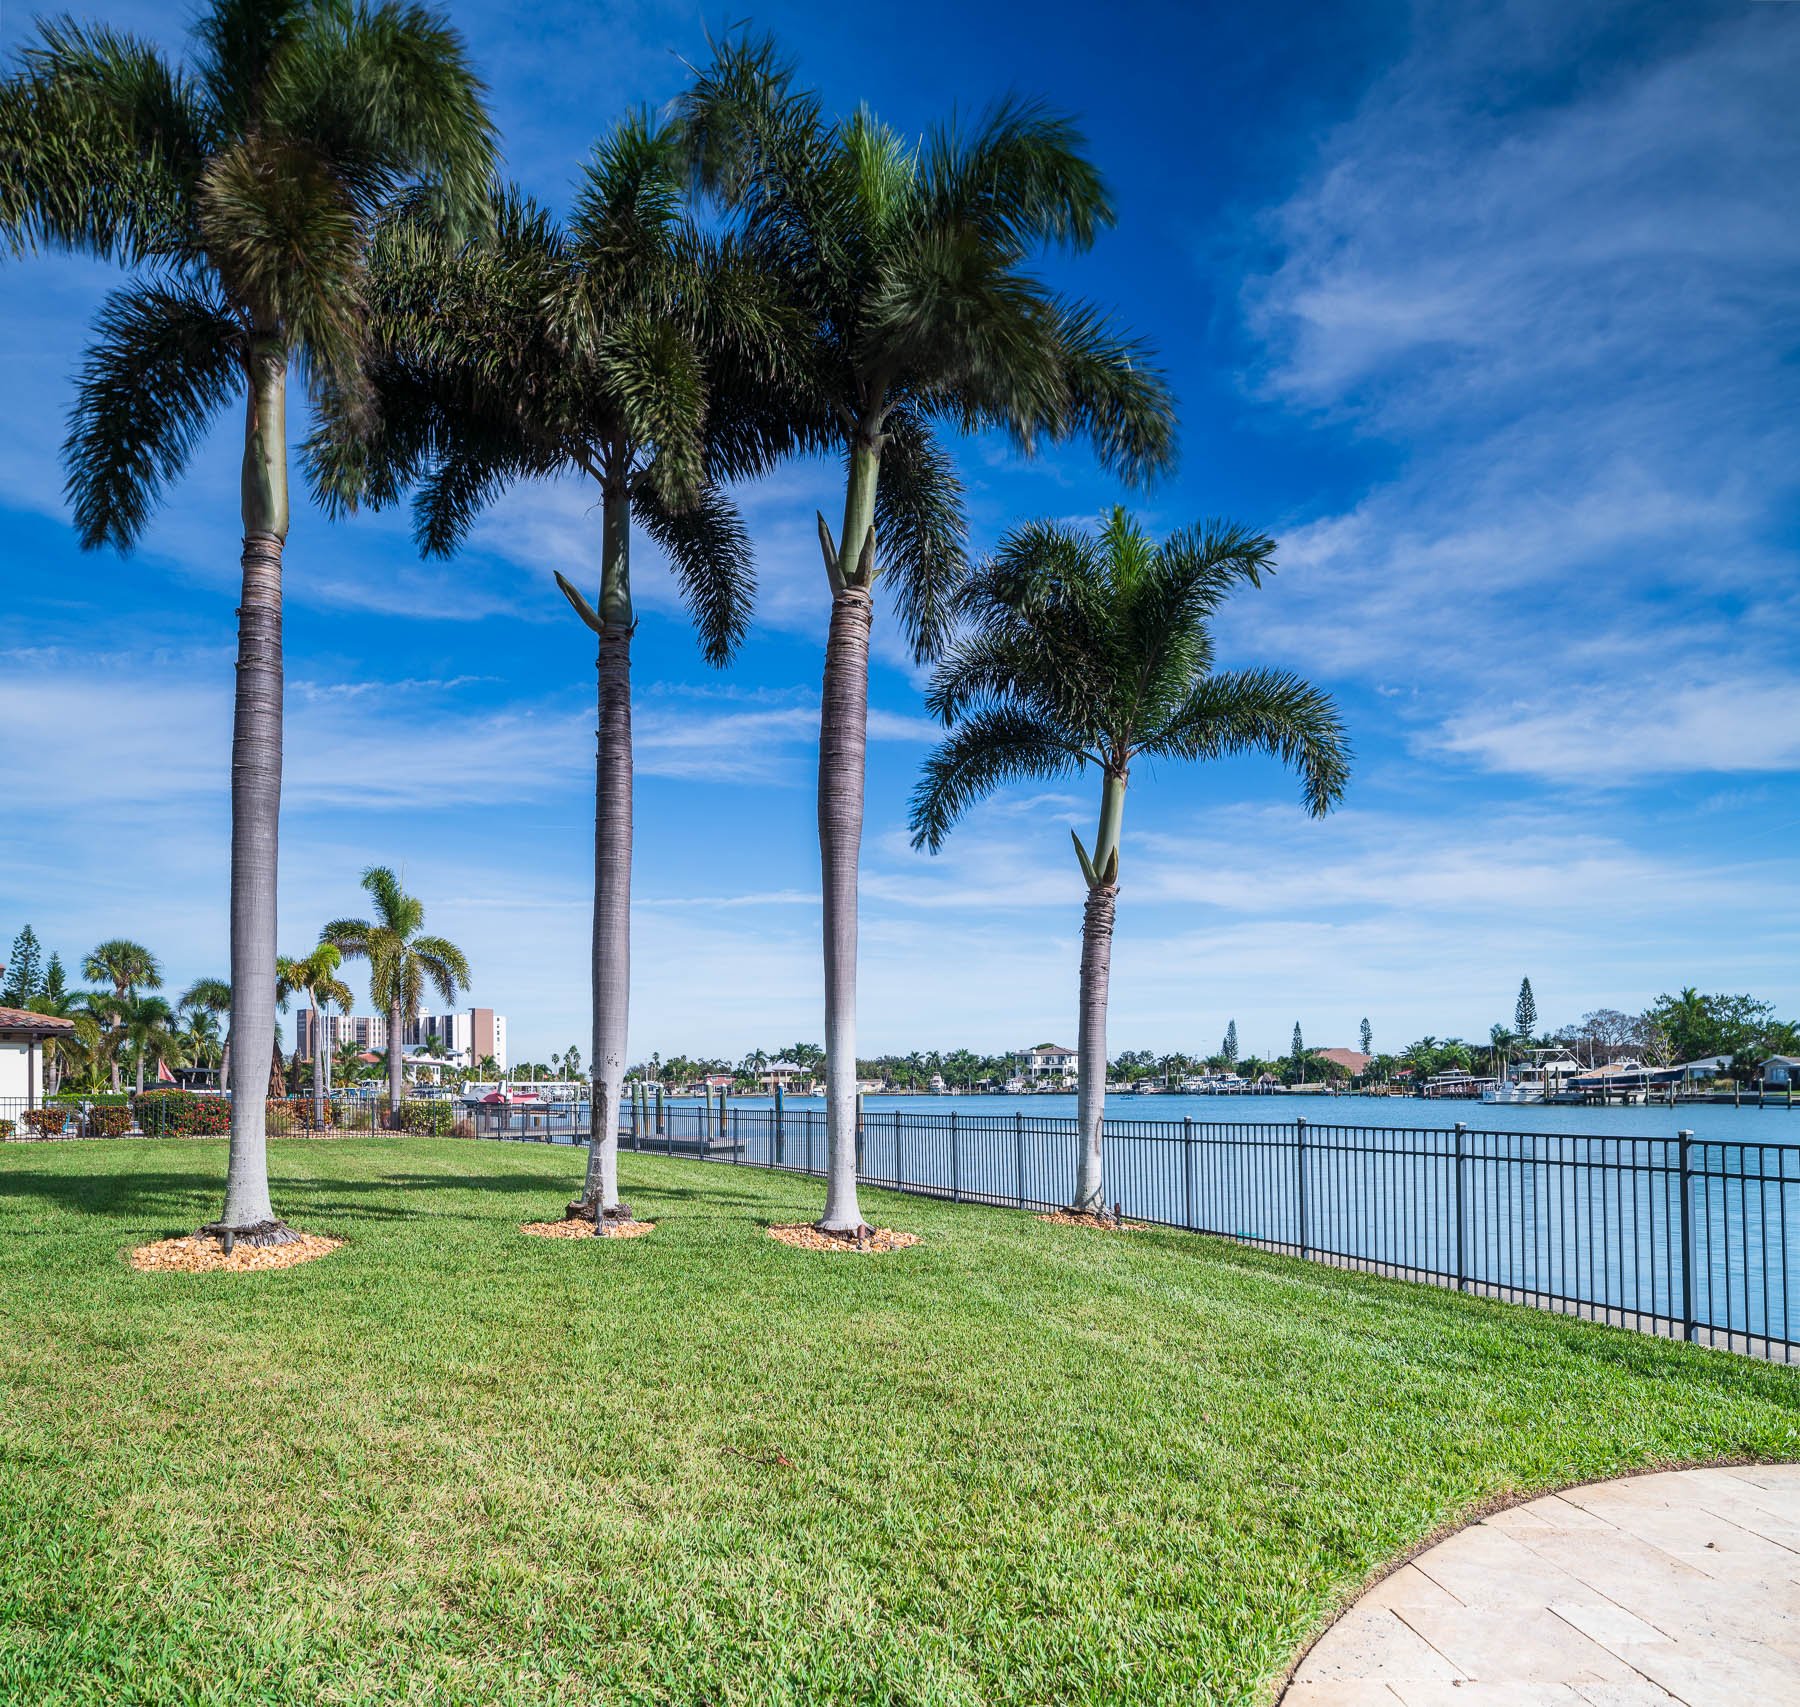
1283, 1465, 1800, 1705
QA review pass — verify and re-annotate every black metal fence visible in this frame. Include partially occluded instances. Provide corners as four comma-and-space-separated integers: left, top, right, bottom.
590, 1102, 1797, 1361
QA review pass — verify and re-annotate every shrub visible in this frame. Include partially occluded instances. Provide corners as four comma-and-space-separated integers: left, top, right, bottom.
87, 1106, 131, 1137
132, 1091, 231, 1137
401, 1100, 458, 1136
0, 1118, 12, 1139
24, 1108, 71, 1137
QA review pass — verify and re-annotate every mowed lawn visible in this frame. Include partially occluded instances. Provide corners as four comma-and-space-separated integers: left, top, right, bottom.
2, 1139, 1796, 1706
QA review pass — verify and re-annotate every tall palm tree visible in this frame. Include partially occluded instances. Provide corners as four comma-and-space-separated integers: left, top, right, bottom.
678, 36, 1177, 1232
3, 1, 492, 1240
276, 943, 352, 1128
308, 124, 793, 1221
179, 975, 232, 1092
80, 939, 160, 1091
910, 510, 1351, 1214
325, 866, 469, 1122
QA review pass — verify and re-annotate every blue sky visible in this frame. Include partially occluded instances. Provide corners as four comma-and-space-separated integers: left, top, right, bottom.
2, 0, 1796, 1063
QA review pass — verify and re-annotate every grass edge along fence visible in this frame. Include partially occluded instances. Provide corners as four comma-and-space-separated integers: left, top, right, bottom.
578, 1102, 1797, 1363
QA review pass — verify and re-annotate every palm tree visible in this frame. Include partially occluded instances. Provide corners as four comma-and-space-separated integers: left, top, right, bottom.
179, 975, 232, 1092
276, 944, 352, 1128
325, 866, 469, 1122
308, 125, 792, 1222
120, 994, 186, 1094
678, 36, 1177, 1231
910, 510, 1351, 1214
80, 939, 160, 1091
3, 1, 492, 1240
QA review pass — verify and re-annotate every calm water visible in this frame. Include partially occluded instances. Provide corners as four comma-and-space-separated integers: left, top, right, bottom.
753, 1091, 1796, 1146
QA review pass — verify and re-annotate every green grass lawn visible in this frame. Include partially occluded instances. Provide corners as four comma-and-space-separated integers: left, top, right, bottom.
2, 1137, 1795, 1706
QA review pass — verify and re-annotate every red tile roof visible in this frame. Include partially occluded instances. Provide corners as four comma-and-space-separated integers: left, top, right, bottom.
0, 1006, 77, 1034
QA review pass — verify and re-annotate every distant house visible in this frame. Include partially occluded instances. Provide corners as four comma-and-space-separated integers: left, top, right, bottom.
0, 1006, 76, 1110
1676, 1055, 1734, 1082
757, 1060, 815, 1095
1026, 1043, 1077, 1082
1761, 1056, 1800, 1088
1313, 1047, 1371, 1078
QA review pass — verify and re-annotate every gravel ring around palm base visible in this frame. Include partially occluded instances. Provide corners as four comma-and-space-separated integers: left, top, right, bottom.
1036, 1210, 1151, 1231
522, 1218, 656, 1240
767, 1223, 920, 1254
129, 1232, 343, 1273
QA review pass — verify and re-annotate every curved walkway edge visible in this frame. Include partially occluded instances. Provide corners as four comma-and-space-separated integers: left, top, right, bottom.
1282, 1465, 1800, 1705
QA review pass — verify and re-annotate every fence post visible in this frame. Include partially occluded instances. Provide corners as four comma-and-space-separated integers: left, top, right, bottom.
1454, 1122, 1468, 1291
1679, 1128, 1696, 1342
1183, 1116, 1194, 1230
655, 1083, 664, 1136
775, 1082, 785, 1167
1296, 1116, 1309, 1260
950, 1109, 960, 1202
1015, 1111, 1025, 1208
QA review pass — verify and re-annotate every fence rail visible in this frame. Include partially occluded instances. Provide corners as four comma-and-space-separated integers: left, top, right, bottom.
586, 1102, 1796, 1362
6, 1094, 1794, 1361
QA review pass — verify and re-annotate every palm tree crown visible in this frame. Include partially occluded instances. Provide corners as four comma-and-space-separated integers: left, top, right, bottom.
3, 0, 496, 551
912, 510, 1351, 860
677, 32, 1177, 652
325, 866, 468, 1114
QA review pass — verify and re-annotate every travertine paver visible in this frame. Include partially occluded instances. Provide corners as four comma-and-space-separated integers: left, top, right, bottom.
1282, 1466, 1800, 1706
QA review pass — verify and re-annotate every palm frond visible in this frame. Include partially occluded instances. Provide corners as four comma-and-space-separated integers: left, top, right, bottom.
62, 280, 244, 550
872, 408, 966, 662
922, 95, 1111, 256
1143, 667, 1352, 817
2, 17, 205, 264
199, 133, 366, 393
262, 0, 496, 233
599, 310, 706, 508
909, 706, 1085, 853
633, 480, 754, 665
1048, 298, 1177, 488
409, 934, 470, 1005
192, 0, 308, 138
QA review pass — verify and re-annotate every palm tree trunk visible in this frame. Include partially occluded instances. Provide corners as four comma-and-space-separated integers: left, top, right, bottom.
581, 482, 632, 1216
219, 1027, 231, 1100
310, 999, 325, 1129
388, 999, 404, 1120
817, 581, 874, 1231
217, 339, 288, 1240
1072, 767, 1126, 1214
1072, 881, 1117, 1213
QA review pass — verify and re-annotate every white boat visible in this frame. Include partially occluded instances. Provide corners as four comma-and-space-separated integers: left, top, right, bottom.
1481, 1081, 1540, 1105
1481, 1049, 1582, 1104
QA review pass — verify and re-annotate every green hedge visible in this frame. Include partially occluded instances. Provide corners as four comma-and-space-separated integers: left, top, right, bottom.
400, 1100, 460, 1136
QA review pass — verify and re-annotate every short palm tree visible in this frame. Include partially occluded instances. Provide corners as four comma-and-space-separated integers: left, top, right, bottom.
80, 938, 160, 1091
309, 121, 793, 1221
325, 866, 469, 1121
179, 975, 232, 1091
120, 994, 186, 1094
276, 943, 352, 1128
3, 0, 491, 1242
677, 36, 1178, 1232
910, 510, 1351, 1214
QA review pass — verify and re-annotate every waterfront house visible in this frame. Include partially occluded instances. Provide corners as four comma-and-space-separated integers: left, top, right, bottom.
757, 1059, 816, 1095
1762, 1056, 1800, 1088
1314, 1047, 1372, 1078
0, 1006, 76, 1111
1026, 1043, 1077, 1083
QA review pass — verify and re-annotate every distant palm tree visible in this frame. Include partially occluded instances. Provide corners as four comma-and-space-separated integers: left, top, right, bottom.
179, 975, 232, 1092
308, 127, 793, 1221
911, 510, 1350, 1213
3, 0, 493, 1242
678, 36, 1177, 1232
325, 867, 469, 1121
276, 944, 352, 1128
120, 994, 186, 1094
80, 939, 160, 1091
